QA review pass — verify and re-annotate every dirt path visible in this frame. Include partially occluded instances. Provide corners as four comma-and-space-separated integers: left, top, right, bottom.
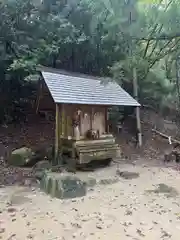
1, 162, 180, 240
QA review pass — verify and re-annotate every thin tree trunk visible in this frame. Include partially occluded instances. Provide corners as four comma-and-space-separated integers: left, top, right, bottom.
128, 2, 142, 147
133, 67, 142, 147
175, 55, 180, 113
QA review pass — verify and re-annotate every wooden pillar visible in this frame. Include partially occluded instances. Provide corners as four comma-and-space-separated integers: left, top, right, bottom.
61, 104, 65, 137
136, 106, 142, 146
66, 114, 71, 138
55, 104, 60, 161
79, 111, 82, 136
133, 67, 142, 147
36, 80, 42, 114
105, 107, 109, 133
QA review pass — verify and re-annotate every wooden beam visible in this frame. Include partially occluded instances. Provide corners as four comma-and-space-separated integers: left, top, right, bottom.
79, 110, 82, 136
55, 104, 60, 161
105, 107, 108, 133
61, 104, 65, 137
36, 80, 42, 114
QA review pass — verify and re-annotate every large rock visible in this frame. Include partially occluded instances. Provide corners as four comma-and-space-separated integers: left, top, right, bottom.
33, 160, 52, 170
32, 160, 52, 180
33, 146, 54, 163
40, 172, 86, 199
8, 147, 34, 166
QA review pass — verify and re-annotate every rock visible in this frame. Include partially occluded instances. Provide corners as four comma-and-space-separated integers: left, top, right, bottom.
71, 222, 81, 228
164, 152, 176, 162
27, 234, 34, 239
96, 224, 103, 229
33, 160, 51, 170
7, 207, 16, 213
125, 210, 133, 216
33, 146, 54, 163
116, 170, 139, 179
8, 145, 54, 168
0, 228, 5, 234
32, 160, 52, 180
161, 230, 171, 238
8, 147, 34, 166
51, 165, 63, 173
40, 172, 87, 199
72, 208, 78, 212
136, 229, 145, 237
172, 149, 180, 163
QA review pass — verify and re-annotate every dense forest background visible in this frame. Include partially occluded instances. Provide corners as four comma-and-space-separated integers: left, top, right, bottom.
1, 0, 180, 124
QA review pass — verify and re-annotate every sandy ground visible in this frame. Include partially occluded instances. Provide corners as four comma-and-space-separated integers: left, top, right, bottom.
1, 162, 180, 240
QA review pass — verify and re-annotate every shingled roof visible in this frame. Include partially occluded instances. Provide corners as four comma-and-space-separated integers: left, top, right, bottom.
41, 68, 140, 106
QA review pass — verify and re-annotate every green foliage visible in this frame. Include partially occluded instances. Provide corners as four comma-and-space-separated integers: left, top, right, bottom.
1, 0, 180, 123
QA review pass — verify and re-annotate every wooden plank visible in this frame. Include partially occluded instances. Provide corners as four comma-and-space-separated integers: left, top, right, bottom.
55, 104, 60, 161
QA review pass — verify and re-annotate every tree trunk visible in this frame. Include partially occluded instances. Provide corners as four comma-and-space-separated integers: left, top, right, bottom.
133, 67, 142, 147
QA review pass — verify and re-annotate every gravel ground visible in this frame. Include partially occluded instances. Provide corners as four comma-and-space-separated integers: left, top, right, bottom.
1, 161, 180, 240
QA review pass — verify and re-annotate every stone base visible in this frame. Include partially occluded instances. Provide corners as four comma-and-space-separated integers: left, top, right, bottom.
40, 171, 86, 199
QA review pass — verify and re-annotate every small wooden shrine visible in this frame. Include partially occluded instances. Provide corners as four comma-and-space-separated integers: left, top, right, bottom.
36, 67, 140, 164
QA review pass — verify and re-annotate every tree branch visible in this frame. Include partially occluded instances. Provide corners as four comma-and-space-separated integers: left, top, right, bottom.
148, 25, 163, 59
135, 0, 175, 42
148, 39, 173, 68
134, 33, 180, 41
142, 39, 180, 80
143, 23, 160, 58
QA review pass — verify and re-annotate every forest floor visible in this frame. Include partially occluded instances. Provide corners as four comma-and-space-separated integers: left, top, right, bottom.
1, 112, 180, 239
1, 159, 180, 239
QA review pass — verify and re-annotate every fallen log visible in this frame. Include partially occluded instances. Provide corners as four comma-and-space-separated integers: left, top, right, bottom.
152, 129, 180, 146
